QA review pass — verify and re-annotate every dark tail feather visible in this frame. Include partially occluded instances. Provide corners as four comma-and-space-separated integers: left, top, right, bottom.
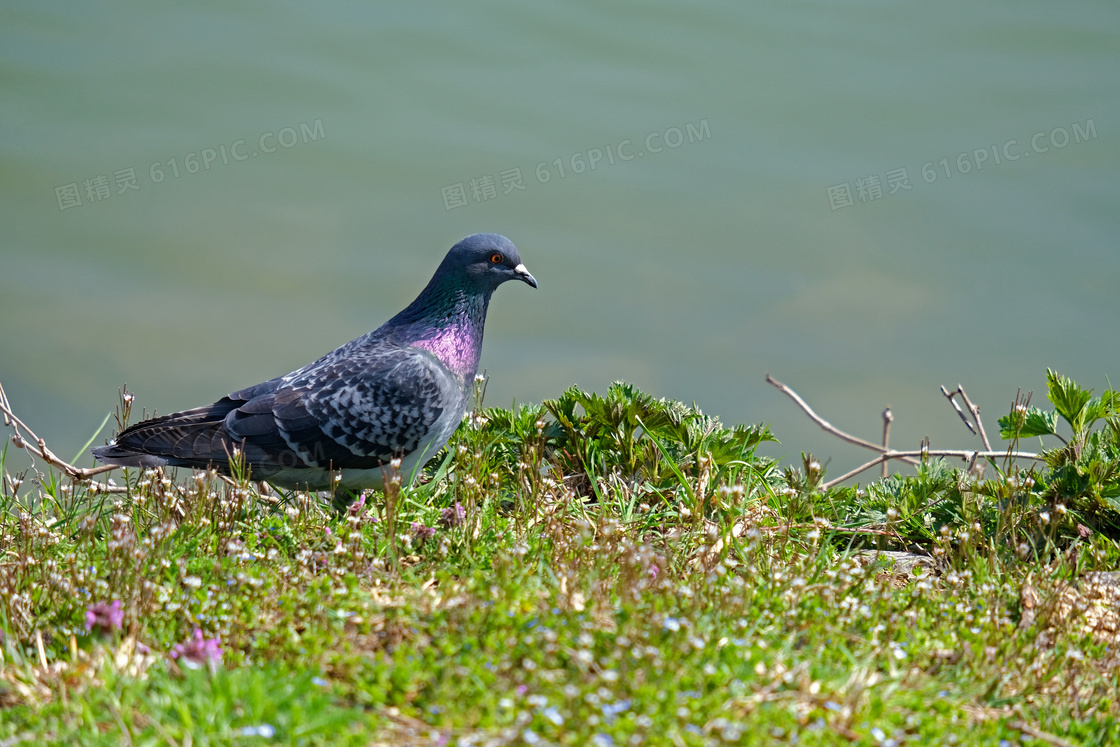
92, 398, 243, 471
90, 443, 171, 468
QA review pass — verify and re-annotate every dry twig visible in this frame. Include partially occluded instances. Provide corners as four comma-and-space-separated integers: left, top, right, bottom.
941, 384, 992, 450
820, 448, 1041, 491
765, 375, 920, 466
0, 379, 117, 483
880, 407, 893, 479
767, 375, 1041, 489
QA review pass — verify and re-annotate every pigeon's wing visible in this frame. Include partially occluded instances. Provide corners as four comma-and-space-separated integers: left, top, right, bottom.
94, 347, 462, 477
223, 346, 462, 472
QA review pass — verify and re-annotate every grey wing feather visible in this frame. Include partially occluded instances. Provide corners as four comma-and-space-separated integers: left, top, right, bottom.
95, 346, 462, 477
225, 346, 460, 471
264, 347, 456, 463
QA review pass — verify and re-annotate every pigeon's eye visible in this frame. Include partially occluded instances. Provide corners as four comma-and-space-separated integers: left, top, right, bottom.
489, 252, 504, 264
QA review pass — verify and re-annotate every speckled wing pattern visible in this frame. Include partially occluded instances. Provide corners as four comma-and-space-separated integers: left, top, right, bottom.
226, 344, 460, 472
100, 343, 461, 477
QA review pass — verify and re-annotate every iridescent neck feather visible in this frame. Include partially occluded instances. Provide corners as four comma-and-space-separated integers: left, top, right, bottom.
389, 281, 492, 384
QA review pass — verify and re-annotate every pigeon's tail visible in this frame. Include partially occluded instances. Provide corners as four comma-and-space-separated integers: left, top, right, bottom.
92, 398, 245, 473
90, 443, 173, 469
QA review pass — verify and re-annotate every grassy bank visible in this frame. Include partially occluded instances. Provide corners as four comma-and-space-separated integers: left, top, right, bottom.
1, 373, 1118, 745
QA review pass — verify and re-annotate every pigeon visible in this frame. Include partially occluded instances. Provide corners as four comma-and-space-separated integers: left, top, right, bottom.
92, 233, 536, 491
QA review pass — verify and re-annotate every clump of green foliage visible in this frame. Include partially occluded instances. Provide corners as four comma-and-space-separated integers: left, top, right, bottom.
1001, 370, 1120, 524
814, 369, 1120, 559
0, 374, 1117, 745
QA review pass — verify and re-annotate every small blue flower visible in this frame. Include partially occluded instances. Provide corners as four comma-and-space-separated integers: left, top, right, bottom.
239, 724, 275, 738
601, 699, 631, 724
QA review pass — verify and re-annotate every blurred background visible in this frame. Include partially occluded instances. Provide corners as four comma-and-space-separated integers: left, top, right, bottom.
1, 1, 1118, 479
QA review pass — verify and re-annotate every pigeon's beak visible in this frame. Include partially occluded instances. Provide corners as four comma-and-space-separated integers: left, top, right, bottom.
514, 263, 537, 289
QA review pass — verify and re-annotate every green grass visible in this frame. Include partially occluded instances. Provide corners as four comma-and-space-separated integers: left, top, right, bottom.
1, 373, 1118, 745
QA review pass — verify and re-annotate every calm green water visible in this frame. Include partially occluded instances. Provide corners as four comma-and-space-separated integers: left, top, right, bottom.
2, 1, 1118, 476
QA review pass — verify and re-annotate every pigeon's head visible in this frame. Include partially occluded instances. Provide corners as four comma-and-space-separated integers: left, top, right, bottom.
442, 233, 537, 292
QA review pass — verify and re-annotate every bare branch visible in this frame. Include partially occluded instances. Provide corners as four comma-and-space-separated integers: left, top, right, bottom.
765, 375, 920, 466
820, 448, 1041, 491
0, 379, 117, 482
956, 385, 992, 450
880, 407, 893, 479
820, 453, 889, 490
768, 375, 1037, 490
941, 384, 992, 450
941, 385, 976, 433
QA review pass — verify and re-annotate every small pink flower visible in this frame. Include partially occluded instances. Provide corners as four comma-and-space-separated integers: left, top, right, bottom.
438, 502, 465, 528
648, 564, 659, 579
85, 600, 123, 634
411, 522, 436, 544
349, 492, 368, 515
171, 629, 223, 668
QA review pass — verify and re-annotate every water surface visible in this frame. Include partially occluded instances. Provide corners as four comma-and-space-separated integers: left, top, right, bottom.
2, 1, 1118, 476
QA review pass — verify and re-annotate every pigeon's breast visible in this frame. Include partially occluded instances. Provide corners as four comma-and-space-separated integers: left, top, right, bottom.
410, 324, 483, 384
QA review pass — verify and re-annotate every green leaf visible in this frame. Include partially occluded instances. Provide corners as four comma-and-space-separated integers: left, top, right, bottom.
636, 415, 696, 508
1083, 390, 1120, 428
999, 407, 1058, 440
72, 411, 113, 465
1046, 368, 1093, 434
